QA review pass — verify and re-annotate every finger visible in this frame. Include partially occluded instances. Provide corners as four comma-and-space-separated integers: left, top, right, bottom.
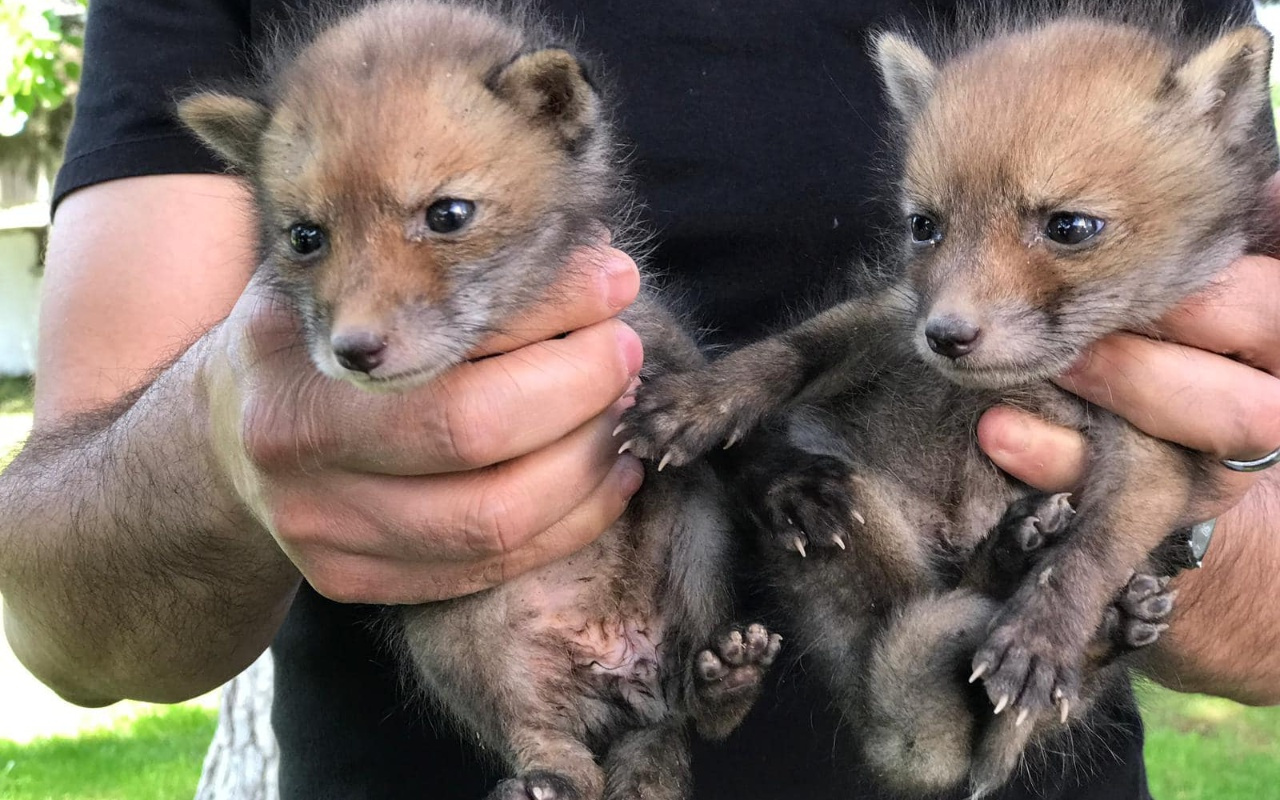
1153, 256, 1280, 375
1055, 334, 1280, 462
977, 406, 1088, 492
368, 408, 642, 562
306, 455, 646, 604
469, 244, 641, 357
281, 397, 638, 563
976, 404, 1257, 516
476, 455, 646, 591
245, 317, 644, 475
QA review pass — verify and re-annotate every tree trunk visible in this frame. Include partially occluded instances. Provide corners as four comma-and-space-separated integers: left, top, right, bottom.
193, 650, 280, 800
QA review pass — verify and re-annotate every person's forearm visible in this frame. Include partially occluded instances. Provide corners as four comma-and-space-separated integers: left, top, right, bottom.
1145, 472, 1280, 705
0, 334, 299, 706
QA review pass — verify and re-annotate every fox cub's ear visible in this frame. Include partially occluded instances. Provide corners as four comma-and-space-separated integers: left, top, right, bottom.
489, 48, 599, 147
178, 92, 272, 171
872, 32, 939, 121
1173, 25, 1273, 145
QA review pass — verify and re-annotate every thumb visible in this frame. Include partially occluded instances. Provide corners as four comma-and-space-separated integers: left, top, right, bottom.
977, 406, 1088, 491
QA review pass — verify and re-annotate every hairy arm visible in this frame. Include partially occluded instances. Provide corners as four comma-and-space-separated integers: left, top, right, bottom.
1, 174, 646, 706
0, 175, 290, 705
1149, 474, 1280, 705
1, 338, 299, 706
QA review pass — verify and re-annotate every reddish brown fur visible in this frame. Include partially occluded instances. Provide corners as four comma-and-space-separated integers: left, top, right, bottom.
259, 6, 581, 340
907, 22, 1268, 381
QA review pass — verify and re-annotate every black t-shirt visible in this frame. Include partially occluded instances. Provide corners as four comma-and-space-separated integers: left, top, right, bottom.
54, 1, 1255, 798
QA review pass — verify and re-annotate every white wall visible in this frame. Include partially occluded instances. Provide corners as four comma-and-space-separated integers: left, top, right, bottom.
1260, 5, 1280, 77
0, 229, 41, 377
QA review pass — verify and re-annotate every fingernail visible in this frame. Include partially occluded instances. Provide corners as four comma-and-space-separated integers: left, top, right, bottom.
615, 377, 642, 412
617, 455, 646, 497
617, 324, 644, 377
1003, 421, 1032, 456
603, 252, 640, 310
978, 407, 1031, 458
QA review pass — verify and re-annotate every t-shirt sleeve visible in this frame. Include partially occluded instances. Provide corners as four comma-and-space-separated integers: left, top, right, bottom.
1184, 0, 1261, 27
51, 0, 252, 213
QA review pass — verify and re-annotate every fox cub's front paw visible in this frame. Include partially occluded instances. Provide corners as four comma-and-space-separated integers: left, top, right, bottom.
616, 370, 755, 469
748, 453, 865, 557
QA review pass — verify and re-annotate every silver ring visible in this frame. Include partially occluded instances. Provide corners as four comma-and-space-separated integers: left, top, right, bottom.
1221, 446, 1280, 473
1186, 518, 1217, 569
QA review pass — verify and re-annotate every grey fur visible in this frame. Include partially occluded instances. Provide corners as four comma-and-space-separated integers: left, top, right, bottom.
622, 4, 1277, 796
178, 2, 777, 798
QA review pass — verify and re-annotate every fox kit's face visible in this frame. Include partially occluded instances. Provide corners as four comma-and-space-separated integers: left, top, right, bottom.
875, 20, 1273, 388
179, 5, 606, 390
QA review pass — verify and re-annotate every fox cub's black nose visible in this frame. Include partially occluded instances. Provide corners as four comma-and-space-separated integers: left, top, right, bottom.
332, 332, 388, 373
925, 316, 981, 359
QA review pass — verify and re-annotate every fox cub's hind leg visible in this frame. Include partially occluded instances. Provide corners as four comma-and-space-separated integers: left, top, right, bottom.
691, 623, 783, 740
591, 623, 784, 800
965, 493, 1177, 797
487, 736, 602, 800
962, 492, 1076, 600
865, 494, 1179, 798
490, 771, 591, 800
602, 725, 691, 800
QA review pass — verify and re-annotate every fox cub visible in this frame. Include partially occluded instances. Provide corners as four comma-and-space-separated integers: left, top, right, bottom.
620, 2, 1277, 796
178, 2, 780, 798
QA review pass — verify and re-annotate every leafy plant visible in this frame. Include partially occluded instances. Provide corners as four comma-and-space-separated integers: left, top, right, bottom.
1, 1, 84, 135
0, 1, 85, 171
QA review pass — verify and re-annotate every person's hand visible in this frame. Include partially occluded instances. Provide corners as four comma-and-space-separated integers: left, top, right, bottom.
203, 244, 646, 604
977, 252, 1280, 520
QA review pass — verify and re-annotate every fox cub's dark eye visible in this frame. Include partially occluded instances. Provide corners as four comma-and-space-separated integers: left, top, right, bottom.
1045, 213, 1105, 246
289, 223, 327, 256
426, 198, 476, 234
909, 214, 943, 245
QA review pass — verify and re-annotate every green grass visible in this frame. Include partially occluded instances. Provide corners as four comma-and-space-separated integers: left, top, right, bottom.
0, 375, 33, 470
1141, 683, 1280, 800
0, 376, 33, 416
0, 706, 216, 800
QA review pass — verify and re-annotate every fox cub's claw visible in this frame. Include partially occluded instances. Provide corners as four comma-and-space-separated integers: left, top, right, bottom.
971, 591, 1084, 726
749, 453, 865, 557
1096, 572, 1176, 658
487, 772, 581, 800
618, 369, 764, 469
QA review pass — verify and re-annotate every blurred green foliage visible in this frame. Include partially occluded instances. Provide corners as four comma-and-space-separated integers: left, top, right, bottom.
0, 1, 85, 173
1, 1, 85, 137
